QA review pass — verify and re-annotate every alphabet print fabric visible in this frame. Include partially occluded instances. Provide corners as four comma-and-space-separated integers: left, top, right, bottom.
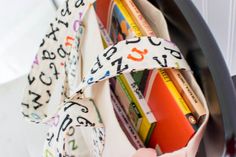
21, 0, 191, 156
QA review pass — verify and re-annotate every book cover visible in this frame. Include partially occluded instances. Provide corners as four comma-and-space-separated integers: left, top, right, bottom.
95, 0, 112, 27
115, 76, 143, 131
119, 74, 156, 145
110, 89, 145, 149
133, 0, 171, 40
145, 69, 198, 153
121, 0, 155, 36
165, 68, 206, 121
108, 0, 142, 43
97, 16, 114, 48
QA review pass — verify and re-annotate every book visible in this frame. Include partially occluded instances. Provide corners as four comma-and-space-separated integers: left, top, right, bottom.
133, 0, 170, 40
118, 74, 156, 145
144, 69, 198, 153
108, 0, 147, 87
108, 0, 142, 43
110, 88, 145, 149
119, 0, 156, 88
165, 68, 206, 121
115, 77, 143, 131
99, 17, 144, 131
107, 0, 157, 144
97, 16, 114, 47
97, 0, 152, 87
121, 0, 156, 36
95, 0, 111, 27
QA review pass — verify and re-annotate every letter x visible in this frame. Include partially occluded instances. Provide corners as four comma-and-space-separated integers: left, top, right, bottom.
46, 23, 60, 41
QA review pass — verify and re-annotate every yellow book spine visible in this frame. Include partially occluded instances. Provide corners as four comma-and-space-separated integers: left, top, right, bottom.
114, 0, 142, 37
121, 0, 155, 36
165, 69, 206, 120
158, 69, 192, 115
119, 75, 153, 143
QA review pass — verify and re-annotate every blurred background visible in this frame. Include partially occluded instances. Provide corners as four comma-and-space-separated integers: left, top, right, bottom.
0, 0, 235, 156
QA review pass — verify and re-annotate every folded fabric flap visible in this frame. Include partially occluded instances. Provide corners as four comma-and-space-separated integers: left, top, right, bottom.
21, 0, 96, 123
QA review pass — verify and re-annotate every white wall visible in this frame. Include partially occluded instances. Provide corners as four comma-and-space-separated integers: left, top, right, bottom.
192, 0, 236, 76
0, 1, 55, 156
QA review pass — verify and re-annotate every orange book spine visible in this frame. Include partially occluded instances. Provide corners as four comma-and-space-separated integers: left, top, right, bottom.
121, 0, 155, 36
165, 69, 206, 121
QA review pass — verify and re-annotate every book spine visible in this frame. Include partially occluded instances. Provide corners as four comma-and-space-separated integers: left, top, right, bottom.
114, 0, 142, 37
116, 77, 143, 131
158, 69, 198, 131
119, 74, 156, 144
165, 69, 206, 120
121, 0, 155, 36
111, 90, 145, 149
97, 16, 114, 47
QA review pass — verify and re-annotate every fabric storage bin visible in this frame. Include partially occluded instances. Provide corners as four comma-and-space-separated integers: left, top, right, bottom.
21, 0, 236, 156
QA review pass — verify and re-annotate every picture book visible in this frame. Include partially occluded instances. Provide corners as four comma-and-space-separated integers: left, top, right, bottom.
108, 0, 142, 43
121, 0, 155, 36
133, 0, 170, 40
95, 0, 112, 27
144, 69, 198, 153
118, 74, 156, 145
110, 88, 145, 149
115, 76, 143, 131
165, 68, 206, 121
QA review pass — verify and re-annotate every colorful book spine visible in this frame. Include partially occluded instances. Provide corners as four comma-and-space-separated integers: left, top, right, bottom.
121, 0, 155, 36
118, 74, 156, 145
115, 76, 143, 131
113, 0, 142, 37
110, 89, 145, 149
97, 16, 114, 47
165, 68, 206, 121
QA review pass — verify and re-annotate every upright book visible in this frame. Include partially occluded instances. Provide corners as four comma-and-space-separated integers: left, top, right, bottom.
108, 0, 149, 86
108, 0, 142, 42
118, 74, 156, 144
110, 88, 145, 149
165, 68, 206, 121
145, 69, 198, 153
115, 76, 143, 131
121, 0, 155, 36
119, 0, 156, 90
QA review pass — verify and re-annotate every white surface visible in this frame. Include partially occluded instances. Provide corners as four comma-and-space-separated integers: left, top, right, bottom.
0, 1, 54, 157
0, 0, 56, 84
192, 0, 236, 76
0, 76, 48, 157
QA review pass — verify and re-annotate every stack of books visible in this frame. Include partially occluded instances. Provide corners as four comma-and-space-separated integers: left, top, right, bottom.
95, 0, 206, 154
